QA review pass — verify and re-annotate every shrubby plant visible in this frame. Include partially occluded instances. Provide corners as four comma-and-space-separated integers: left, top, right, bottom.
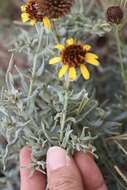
0, 0, 127, 189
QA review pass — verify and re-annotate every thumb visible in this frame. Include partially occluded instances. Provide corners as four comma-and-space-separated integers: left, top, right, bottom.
46, 146, 84, 190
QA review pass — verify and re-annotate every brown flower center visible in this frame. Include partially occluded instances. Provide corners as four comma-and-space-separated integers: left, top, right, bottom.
26, 0, 45, 21
39, 0, 75, 19
61, 44, 86, 67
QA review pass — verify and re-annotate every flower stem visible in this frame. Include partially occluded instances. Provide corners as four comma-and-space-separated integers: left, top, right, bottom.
60, 76, 70, 142
28, 25, 43, 97
52, 20, 60, 43
115, 25, 127, 90
28, 54, 38, 97
80, 0, 84, 13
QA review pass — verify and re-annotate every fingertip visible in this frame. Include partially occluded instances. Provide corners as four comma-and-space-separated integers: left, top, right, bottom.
20, 146, 31, 156
74, 151, 93, 163
47, 146, 69, 172
20, 146, 31, 164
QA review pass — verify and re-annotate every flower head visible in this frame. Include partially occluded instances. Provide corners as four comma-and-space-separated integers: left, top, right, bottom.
106, 6, 124, 25
49, 38, 100, 81
21, 0, 75, 29
21, 0, 51, 29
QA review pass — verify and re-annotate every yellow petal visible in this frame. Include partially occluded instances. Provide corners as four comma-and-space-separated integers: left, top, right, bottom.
85, 53, 100, 66
66, 38, 75, 46
85, 52, 99, 60
21, 13, 30, 22
69, 67, 77, 80
43, 17, 51, 30
80, 64, 90, 80
85, 58, 100, 66
58, 65, 68, 78
30, 19, 36, 26
83, 44, 92, 51
21, 5, 27, 12
55, 44, 65, 51
49, 57, 61, 64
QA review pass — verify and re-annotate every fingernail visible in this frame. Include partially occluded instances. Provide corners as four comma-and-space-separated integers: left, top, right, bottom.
47, 146, 71, 171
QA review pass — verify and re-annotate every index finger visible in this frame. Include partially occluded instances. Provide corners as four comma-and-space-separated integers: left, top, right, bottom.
20, 146, 46, 190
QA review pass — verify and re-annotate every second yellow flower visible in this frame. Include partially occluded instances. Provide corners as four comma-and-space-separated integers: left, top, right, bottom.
49, 38, 100, 81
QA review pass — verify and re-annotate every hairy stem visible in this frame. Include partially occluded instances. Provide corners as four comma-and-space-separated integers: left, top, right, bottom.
60, 77, 70, 142
79, 0, 84, 13
52, 20, 60, 43
28, 25, 43, 97
115, 25, 127, 91
28, 54, 38, 97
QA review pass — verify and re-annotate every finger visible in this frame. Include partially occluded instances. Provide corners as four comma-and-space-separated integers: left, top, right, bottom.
46, 146, 84, 190
74, 152, 107, 190
20, 146, 46, 190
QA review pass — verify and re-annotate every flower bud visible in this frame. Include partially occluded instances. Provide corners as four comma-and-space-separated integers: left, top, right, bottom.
107, 6, 124, 24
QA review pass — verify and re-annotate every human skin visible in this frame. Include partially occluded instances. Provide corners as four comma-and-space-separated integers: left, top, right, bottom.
20, 146, 108, 190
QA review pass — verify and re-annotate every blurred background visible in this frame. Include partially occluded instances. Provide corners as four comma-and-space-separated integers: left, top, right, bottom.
0, 0, 26, 74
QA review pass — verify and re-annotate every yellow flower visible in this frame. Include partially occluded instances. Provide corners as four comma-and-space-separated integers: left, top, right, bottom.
20, 1, 51, 30
49, 38, 100, 81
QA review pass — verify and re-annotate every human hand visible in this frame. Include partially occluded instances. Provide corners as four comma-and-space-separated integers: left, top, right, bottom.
20, 146, 107, 190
